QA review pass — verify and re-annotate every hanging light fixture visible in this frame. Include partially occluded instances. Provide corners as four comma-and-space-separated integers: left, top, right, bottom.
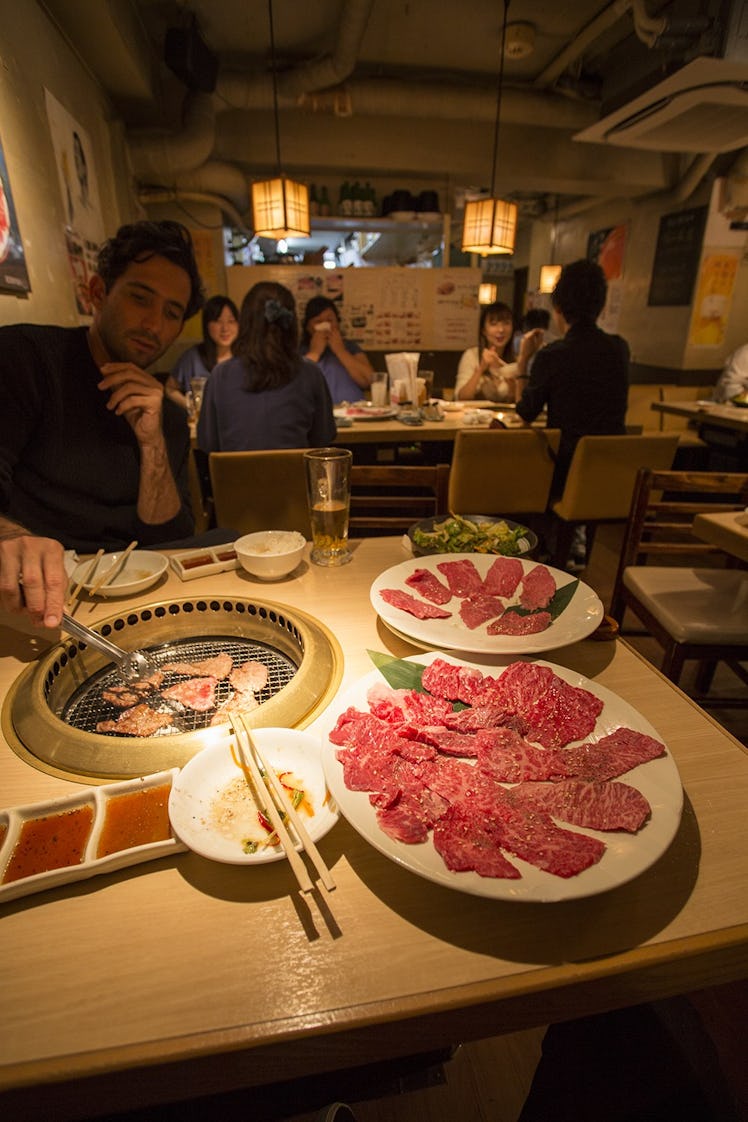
461, 0, 517, 256
251, 0, 310, 240
478, 282, 498, 304
539, 195, 561, 293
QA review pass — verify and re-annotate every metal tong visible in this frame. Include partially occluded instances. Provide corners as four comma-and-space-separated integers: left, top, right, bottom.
60, 611, 157, 683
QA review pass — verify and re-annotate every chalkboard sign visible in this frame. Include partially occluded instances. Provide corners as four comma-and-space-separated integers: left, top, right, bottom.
647, 205, 707, 306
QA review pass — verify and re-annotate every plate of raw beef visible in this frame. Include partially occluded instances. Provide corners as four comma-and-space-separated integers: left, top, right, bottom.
371, 553, 604, 654
321, 652, 683, 901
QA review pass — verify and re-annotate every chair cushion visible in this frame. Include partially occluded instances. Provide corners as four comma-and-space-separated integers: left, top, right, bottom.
622, 567, 748, 643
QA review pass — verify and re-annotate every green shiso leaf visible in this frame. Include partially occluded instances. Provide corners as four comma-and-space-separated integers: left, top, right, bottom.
367, 650, 425, 691
548, 579, 579, 619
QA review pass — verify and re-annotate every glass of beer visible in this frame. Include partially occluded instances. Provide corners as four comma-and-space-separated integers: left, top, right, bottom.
304, 447, 353, 566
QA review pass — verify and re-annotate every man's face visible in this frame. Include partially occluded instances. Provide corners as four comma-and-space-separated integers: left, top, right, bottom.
89, 255, 191, 368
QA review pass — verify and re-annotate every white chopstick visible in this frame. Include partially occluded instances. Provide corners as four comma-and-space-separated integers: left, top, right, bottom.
88, 539, 137, 601
228, 715, 314, 895
238, 714, 336, 893
66, 548, 104, 610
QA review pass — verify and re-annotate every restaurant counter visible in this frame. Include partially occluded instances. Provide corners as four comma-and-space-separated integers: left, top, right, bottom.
1, 537, 747, 1118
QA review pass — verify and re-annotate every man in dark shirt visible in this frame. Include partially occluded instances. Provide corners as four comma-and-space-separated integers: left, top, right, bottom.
516, 259, 630, 498
0, 220, 204, 630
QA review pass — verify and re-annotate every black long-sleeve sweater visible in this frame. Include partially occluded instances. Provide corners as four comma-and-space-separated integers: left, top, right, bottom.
0, 324, 194, 551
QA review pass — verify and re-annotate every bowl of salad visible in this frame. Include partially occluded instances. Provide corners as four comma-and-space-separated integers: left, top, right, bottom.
408, 514, 538, 557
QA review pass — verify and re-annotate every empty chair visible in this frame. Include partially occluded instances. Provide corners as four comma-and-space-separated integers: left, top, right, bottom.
349, 463, 450, 534
209, 449, 311, 536
549, 433, 680, 569
447, 428, 561, 517
610, 468, 748, 707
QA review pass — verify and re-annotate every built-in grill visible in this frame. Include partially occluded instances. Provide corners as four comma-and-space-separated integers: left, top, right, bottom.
3, 596, 343, 781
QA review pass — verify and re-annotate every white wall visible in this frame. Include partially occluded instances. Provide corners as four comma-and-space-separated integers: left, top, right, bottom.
0, 0, 134, 327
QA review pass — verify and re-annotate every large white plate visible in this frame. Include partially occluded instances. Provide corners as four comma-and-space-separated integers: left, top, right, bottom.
320, 652, 683, 902
168, 728, 338, 865
371, 553, 604, 655
333, 404, 399, 421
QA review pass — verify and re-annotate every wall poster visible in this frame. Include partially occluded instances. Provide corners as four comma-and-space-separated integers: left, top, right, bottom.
687, 252, 739, 347
45, 89, 105, 319
647, 206, 707, 307
0, 134, 31, 295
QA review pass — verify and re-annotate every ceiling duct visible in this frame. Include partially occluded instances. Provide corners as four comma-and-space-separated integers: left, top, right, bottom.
575, 2, 748, 153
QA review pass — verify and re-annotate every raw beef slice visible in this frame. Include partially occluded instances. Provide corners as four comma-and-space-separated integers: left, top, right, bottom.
380, 588, 451, 620
510, 779, 651, 832
435, 558, 484, 597
433, 805, 521, 879
487, 610, 551, 635
482, 556, 523, 598
519, 564, 557, 610
421, 658, 486, 703
405, 568, 452, 605
459, 593, 505, 629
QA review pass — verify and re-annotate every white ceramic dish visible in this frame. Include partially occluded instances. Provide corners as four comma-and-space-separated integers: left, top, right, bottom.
170, 544, 239, 581
371, 553, 604, 655
168, 728, 338, 865
69, 550, 168, 597
320, 652, 683, 902
334, 404, 399, 421
0, 769, 185, 904
235, 530, 306, 580
463, 409, 495, 426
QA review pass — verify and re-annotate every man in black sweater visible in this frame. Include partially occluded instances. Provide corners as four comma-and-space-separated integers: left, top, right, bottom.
0, 220, 204, 630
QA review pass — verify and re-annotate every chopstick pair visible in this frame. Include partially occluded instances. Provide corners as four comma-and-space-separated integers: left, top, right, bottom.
87, 540, 138, 602
66, 548, 104, 610
228, 714, 335, 895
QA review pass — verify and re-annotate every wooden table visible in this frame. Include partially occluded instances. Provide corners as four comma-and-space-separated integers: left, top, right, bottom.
651, 400, 748, 470
333, 403, 525, 446
692, 510, 748, 563
1, 538, 747, 1119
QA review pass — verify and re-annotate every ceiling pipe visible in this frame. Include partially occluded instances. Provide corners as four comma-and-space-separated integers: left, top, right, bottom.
534, 0, 633, 89
276, 0, 374, 98
137, 188, 251, 233
127, 90, 215, 179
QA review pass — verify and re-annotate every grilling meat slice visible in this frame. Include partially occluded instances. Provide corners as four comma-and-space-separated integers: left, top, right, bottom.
210, 691, 259, 726
162, 676, 218, 712
102, 671, 165, 708
160, 654, 233, 680
229, 660, 269, 694
96, 703, 174, 736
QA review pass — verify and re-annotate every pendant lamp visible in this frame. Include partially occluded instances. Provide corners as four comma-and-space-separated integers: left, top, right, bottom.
478, 282, 498, 304
251, 0, 310, 239
461, 0, 517, 256
539, 196, 561, 292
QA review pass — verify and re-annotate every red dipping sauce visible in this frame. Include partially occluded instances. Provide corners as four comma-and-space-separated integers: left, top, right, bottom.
96, 783, 172, 858
2, 805, 94, 884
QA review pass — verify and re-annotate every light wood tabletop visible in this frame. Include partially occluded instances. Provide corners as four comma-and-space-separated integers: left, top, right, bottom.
1, 537, 747, 1117
652, 399, 748, 435
692, 510, 748, 563
333, 404, 525, 445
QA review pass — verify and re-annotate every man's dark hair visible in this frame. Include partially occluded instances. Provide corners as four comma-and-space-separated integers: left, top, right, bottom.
96, 220, 205, 320
522, 308, 550, 331
552, 260, 607, 324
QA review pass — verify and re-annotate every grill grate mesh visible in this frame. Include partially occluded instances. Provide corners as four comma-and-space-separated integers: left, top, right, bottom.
61, 635, 297, 737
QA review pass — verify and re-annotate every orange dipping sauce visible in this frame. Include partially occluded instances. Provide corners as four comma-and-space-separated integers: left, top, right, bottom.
96, 783, 172, 858
2, 805, 94, 884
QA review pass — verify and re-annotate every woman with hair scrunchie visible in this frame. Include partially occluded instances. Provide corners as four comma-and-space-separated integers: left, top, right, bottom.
196, 282, 336, 452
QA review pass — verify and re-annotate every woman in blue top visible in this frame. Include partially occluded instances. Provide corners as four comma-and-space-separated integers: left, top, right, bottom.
197, 282, 336, 452
170, 295, 239, 397
301, 295, 374, 403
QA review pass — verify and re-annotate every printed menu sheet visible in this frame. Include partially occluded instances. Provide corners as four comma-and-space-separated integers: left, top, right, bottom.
227, 266, 482, 350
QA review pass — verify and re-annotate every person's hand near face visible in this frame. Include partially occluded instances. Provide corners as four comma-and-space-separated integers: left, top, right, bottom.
306, 309, 340, 360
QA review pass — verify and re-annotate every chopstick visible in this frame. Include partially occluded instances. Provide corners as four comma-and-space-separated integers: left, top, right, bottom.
66, 548, 104, 609
87, 540, 137, 600
228, 715, 314, 894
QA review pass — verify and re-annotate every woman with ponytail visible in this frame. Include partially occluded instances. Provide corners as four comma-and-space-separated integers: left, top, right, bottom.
197, 282, 336, 452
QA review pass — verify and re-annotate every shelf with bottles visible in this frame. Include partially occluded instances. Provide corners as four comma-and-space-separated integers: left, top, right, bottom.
309, 215, 444, 233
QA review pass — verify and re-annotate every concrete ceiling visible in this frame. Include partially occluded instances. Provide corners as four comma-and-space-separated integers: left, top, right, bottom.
41, 0, 748, 233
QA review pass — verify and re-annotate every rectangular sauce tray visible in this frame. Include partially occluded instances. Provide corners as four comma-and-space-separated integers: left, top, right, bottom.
0, 769, 188, 904
170, 545, 239, 581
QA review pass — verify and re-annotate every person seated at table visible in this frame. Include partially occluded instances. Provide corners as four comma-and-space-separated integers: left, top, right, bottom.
300, 295, 374, 404
167, 294, 239, 408
455, 301, 543, 403
0, 220, 205, 631
516, 259, 630, 499
197, 281, 336, 453
711, 343, 748, 404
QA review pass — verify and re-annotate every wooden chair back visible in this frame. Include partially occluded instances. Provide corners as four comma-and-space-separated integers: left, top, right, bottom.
609, 468, 748, 705
209, 449, 312, 537
447, 428, 561, 516
349, 463, 450, 533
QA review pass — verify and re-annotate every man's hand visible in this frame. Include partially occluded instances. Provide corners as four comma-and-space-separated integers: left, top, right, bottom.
0, 533, 66, 629
98, 363, 165, 446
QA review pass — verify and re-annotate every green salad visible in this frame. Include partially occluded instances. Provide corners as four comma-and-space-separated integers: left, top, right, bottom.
411, 515, 531, 555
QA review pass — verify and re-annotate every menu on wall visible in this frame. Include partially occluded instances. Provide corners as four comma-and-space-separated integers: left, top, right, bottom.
226, 266, 482, 350
647, 206, 707, 307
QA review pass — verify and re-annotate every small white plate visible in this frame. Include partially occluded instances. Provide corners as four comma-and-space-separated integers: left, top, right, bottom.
169, 728, 338, 865
70, 550, 168, 597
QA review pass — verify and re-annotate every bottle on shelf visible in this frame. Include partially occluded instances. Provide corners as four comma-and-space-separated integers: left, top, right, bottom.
338, 180, 352, 216
309, 184, 320, 217
363, 182, 377, 217
351, 180, 363, 216
319, 185, 332, 217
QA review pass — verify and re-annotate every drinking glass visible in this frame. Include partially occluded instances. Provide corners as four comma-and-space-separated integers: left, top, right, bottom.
190, 376, 207, 419
304, 448, 353, 567
418, 370, 435, 403
370, 372, 388, 407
